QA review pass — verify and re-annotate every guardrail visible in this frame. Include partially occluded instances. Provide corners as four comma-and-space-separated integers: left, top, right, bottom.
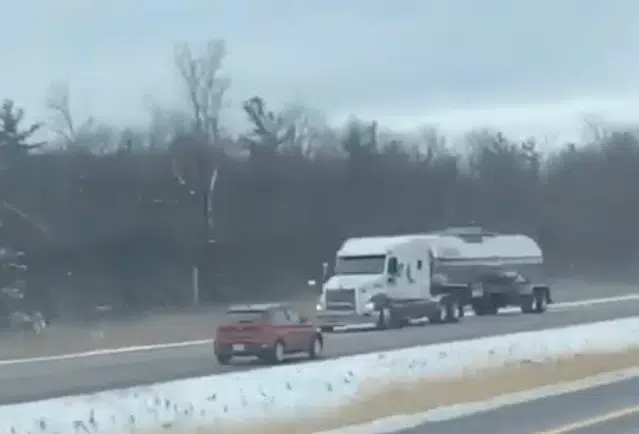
3, 316, 639, 433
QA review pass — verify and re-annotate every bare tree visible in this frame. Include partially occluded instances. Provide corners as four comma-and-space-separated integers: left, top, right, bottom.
168, 131, 220, 305
174, 39, 230, 144
241, 96, 296, 159
277, 104, 334, 158
581, 113, 610, 145
46, 83, 96, 151
341, 118, 378, 162
144, 98, 191, 151
171, 40, 230, 304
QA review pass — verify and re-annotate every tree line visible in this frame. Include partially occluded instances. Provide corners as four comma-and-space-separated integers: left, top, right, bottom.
1, 40, 638, 321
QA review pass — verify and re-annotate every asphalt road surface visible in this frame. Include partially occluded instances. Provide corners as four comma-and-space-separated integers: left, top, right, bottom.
394, 376, 639, 434
549, 278, 639, 302
0, 294, 638, 405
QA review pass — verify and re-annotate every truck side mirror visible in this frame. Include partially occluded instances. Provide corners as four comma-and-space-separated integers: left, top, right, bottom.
307, 279, 322, 294
387, 257, 398, 275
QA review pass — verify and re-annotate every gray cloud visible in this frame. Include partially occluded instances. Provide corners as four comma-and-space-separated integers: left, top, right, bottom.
4, 0, 639, 141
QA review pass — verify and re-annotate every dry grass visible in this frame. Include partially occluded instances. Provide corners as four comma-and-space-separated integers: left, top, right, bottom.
0, 300, 318, 361
178, 347, 639, 434
0, 311, 220, 360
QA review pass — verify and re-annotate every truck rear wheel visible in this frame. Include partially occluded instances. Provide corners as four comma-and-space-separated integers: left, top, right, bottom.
429, 298, 460, 324
444, 298, 461, 323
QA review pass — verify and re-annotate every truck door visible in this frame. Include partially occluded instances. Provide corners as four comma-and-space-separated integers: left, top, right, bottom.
418, 254, 431, 298
428, 250, 435, 281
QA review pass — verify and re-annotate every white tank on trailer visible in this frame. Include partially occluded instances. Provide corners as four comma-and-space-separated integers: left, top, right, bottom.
428, 233, 543, 264
425, 225, 550, 316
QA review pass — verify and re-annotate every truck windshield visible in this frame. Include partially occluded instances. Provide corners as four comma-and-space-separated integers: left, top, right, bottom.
335, 255, 386, 274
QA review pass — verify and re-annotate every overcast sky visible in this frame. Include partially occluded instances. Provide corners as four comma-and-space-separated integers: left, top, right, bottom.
5, 0, 639, 143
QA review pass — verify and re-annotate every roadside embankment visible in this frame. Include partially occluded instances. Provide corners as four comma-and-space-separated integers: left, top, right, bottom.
2, 316, 639, 434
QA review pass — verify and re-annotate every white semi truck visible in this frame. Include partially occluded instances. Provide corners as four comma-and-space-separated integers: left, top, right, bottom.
315, 225, 551, 331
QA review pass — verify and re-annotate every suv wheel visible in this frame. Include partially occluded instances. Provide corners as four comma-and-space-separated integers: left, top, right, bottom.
269, 341, 285, 364
216, 354, 231, 365
309, 336, 323, 359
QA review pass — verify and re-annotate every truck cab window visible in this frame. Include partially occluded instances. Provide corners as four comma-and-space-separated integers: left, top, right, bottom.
417, 260, 423, 270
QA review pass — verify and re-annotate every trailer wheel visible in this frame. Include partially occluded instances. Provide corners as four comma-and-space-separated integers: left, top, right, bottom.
520, 294, 535, 314
428, 304, 445, 324
444, 298, 461, 323
533, 288, 547, 313
471, 301, 483, 315
457, 302, 465, 318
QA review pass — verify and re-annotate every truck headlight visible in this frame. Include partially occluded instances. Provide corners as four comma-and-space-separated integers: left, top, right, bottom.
316, 303, 323, 311
365, 301, 375, 311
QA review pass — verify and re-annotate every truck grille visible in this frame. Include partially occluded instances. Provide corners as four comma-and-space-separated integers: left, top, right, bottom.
325, 288, 356, 311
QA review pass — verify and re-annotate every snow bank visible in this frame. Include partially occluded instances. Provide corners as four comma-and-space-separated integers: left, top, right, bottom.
3, 317, 639, 434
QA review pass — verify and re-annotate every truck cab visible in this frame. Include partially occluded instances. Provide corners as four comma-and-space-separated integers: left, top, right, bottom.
316, 235, 461, 330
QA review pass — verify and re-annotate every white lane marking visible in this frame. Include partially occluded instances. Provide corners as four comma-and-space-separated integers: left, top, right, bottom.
550, 293, 639, 307
2, 294, 639, 366
0, 340, 213, 366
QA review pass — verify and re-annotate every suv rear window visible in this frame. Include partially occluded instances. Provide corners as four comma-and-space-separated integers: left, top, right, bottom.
223, 310, 267, 324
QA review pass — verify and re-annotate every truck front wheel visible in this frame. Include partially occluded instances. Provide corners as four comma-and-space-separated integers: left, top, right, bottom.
375, 307, 393, 330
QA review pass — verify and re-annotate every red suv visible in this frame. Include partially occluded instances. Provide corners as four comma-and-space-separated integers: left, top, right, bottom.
214, 303, 324, 365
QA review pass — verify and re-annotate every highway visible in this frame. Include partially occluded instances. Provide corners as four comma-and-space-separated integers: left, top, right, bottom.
395, 376, 639, 434
0, 289, 638, 405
